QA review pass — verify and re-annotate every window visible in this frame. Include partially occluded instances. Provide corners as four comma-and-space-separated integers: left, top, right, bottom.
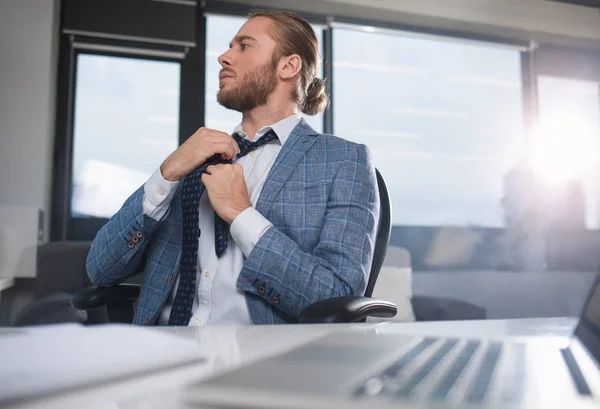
205, 14, 324, 134
333, 27, 524, 228
535, 76, 600, 229
71, 54, 180, 218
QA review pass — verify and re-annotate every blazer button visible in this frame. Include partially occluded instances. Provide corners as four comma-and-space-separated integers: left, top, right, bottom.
169, 273, 174, 281
257, 286, 265, 294
127, 241, 135, 249
143, 318, 149, 325
132, 236, 139, 243
272, 295, 280, 304
135, 231, 142, 238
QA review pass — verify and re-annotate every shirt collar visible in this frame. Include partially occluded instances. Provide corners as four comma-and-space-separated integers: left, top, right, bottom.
232, 113, 302, 146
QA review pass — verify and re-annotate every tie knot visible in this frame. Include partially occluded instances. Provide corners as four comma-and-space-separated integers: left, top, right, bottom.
233, 130, 278, 157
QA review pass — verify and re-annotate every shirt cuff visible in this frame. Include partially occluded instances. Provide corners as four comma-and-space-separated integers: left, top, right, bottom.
230, 207, 273, 258
142, 167, 180, 221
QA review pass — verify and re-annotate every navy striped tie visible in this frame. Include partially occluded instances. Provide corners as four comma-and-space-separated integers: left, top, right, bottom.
168, 130, 278, 325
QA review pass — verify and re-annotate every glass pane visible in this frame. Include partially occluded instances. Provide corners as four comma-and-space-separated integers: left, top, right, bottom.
205, 14, 324, 133
71, 54, 180, 218
333, 27, 524, 228
532, 76, 600, 271
536, 76, 600, 229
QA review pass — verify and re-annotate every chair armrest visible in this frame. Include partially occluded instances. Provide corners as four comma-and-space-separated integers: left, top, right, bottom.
71, 284, 141, 310
411, 295, 486, 321
298, 296, 397, 324
14, 292, 88, 326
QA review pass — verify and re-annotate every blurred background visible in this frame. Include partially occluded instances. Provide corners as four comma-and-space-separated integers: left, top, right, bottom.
2, 0, 600, 326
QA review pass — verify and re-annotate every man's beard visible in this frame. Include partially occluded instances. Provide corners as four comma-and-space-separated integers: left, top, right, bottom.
217, 58, 278, 112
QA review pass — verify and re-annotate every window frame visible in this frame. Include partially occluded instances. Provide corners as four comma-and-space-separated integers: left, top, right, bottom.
51, 4, 206, 241
61, 47, 185, 240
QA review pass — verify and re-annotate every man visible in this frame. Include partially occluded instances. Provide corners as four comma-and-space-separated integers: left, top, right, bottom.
86, 10, 380, 326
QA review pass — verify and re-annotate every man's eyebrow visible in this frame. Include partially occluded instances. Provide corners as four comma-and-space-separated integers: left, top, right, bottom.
229, 35, 258, 48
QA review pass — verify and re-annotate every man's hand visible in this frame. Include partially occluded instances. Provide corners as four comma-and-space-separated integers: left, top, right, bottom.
201, 164, 251, 224
160, 127, 241, 182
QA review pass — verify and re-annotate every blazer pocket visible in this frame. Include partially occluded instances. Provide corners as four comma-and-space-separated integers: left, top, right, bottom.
280, 181, 327, 201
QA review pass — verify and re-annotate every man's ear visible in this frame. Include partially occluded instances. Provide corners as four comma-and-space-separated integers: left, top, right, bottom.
279, 54, 302, 80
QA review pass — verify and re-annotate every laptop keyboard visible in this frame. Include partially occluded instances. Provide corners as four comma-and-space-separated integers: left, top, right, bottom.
500, 342, 527, 404
356, 337, 520, 405
395, 339, 459, 398
430, 340, 480, 399
464, 341, 502, 403
381, 338, 437, 377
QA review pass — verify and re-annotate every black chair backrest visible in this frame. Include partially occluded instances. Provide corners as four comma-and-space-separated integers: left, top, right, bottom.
364, 168, 392, 297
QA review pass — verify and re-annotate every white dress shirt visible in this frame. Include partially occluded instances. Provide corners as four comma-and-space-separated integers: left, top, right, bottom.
142, 113, 302, 326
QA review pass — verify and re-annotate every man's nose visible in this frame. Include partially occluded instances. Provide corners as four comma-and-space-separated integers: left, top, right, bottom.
218, 50, 232, 67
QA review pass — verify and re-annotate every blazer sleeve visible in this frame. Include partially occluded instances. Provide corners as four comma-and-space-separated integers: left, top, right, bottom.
86, 186, 164, 286
236, 143, 380, 320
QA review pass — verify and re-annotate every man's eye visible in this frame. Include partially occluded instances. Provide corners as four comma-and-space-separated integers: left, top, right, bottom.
241, 44, 250, 50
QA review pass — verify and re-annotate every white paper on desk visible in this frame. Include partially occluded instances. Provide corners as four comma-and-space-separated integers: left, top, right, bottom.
0, 324, 205, 404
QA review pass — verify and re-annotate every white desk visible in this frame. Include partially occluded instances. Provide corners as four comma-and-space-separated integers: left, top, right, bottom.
4, 317, 579, 409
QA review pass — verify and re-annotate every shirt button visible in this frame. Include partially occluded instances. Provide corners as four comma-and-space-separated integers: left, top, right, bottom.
159, 187, 166, 195
204, 271, 210, 278
195, 319, 201, 325
249, 151, 255, 157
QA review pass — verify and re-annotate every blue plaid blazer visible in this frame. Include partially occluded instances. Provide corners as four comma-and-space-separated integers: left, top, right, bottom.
86, 120, 380, 325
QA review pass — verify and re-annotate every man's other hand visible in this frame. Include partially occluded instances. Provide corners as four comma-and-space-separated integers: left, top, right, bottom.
201, 164, 251, 224
160, 127, 241, 182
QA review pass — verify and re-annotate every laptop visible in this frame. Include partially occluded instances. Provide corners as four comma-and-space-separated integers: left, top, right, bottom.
184, 275, 600, 409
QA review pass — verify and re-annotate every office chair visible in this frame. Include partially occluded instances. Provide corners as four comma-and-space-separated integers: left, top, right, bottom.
72, 169, 397, 324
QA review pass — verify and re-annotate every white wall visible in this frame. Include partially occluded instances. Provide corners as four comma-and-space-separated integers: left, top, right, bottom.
0, 0, 61, 242
218, 0, 600, 46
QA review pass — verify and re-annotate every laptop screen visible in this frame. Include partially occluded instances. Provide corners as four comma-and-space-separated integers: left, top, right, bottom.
575, 275, 600, 365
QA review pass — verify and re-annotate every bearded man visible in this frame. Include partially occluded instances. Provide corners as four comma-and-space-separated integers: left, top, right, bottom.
86, 10, 380, 326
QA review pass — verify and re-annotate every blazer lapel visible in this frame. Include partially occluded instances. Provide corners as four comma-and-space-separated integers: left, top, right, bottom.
256, 119, 318, 217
